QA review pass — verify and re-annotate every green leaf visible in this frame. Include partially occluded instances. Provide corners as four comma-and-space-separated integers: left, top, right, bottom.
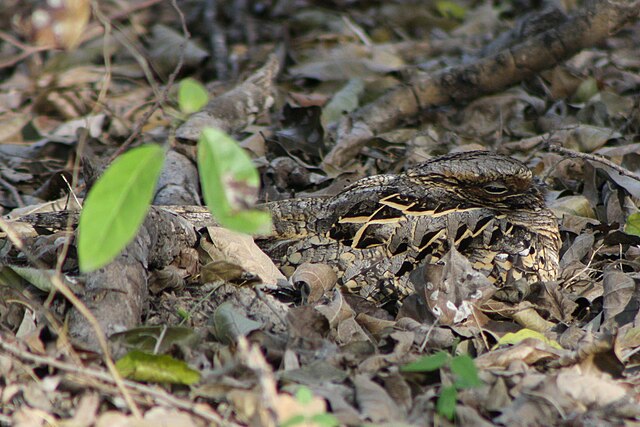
78, 144, 165, 272
217, 210, 272, 235
176, 308, 190, 321
178, 78, 209, 114
6, 266, 82, 294
116, 350, 200, 385
310, 413, 340, 427
625, 212, 640, 237
209, 302, 263, 345
400, 351, 449, 372
450, 354, 482, 389
9, 266, 55, 292
495, 328, 563, 350
436, 385, 457, 421
280, 414, 305, 427
197, 128, 272, 235
435, 1, 466, 19
573, 77, 599, 103
109, 326, 199, 354
295, 386, 314, 405
0, 267, 22, 288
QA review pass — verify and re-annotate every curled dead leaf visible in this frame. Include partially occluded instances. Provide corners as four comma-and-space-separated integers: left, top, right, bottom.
291, 262, 338, 304
315, 290, 354, 328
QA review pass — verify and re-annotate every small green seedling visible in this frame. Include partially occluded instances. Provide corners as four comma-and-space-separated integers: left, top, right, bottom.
197, 127, 272, 235
280, 386, 339, 427
626, 212, 640, 236
77, 144, 165, 272
178, 78, 209, 114
401, 351, 482, 420
77, 78, 270, 272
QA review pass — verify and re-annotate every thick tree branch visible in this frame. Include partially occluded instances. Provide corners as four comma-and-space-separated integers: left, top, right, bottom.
323, 0, 640, 168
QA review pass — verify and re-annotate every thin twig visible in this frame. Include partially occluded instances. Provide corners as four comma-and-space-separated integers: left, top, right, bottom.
52, 0, 112, 277
60, 174, 83, 210
0, 338, 233, 425
470, 307, 490, 352
254, 288, 288, 329
418, 318, 440, 353
0, 31, 54, 69
548, 144, 640, 182
75, 0, 166, 52
0, 175, 25, 207
113, 0, 189, 157
561, 244, 603, 291
342, 16, 372, 46
0, 217, 142, 419
236, 337, 279, 426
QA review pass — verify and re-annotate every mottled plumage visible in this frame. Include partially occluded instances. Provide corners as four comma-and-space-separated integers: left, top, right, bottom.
260, 151, 561, 303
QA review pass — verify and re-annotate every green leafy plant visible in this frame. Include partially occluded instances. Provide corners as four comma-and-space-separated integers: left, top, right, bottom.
625, 212, 640, 236
77, 78, 270, 272
573, 77, 599, 103
401, 351, 482, 421
178, 78, 209, 114
77, 144, 165, 272
435, 0, 466, 19
280, 386, 339, 427
198, 128, 271, 235
116, 349, 200, 385
495, 328, 563, 349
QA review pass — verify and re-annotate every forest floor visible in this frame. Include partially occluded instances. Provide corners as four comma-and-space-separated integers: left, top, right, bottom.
1, 0, 640, 426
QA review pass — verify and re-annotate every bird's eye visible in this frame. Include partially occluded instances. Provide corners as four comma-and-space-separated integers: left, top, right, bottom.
483, 183, 508, 194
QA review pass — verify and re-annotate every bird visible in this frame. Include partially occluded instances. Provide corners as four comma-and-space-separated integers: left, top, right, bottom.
258, 151, 561, 308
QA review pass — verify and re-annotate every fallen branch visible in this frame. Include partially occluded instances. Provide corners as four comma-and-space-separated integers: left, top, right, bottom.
322, 0, 640, 168
548, 144, 640, 182
175, 54, 280, 140
67, 208, 197, 351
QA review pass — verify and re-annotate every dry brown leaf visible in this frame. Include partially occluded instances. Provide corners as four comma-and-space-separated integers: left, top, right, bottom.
291, 262, 338, 304
556, 367, 628, 407
382, 372, 413, 413
142, 407, 198, 427
602, 266, 638, 328
310, 383, 361, 425
336, 317, 370, 345
15, 0, 90, 49
528, 282, 578, 323
511, 304, 556, 332
559, 232, 595, 270
476, 338, 565, 369
416, 244, 496, 325
315, 290, 354, 328
454, 89, 545, 138
274, 392, 328, 427
289, 43, 404, 81
94, 411, 130, 427
354, 312, 395, 337
0, 112, 31, 143
227, 390, 268, 426
286, 306, 330, 341
550, 195, 596, 219
201, 226, 286, 285
564, 125, 623, 152
354, 374, 405, 423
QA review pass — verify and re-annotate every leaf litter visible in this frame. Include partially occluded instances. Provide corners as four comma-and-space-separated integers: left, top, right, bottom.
1, 1, 640, 426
